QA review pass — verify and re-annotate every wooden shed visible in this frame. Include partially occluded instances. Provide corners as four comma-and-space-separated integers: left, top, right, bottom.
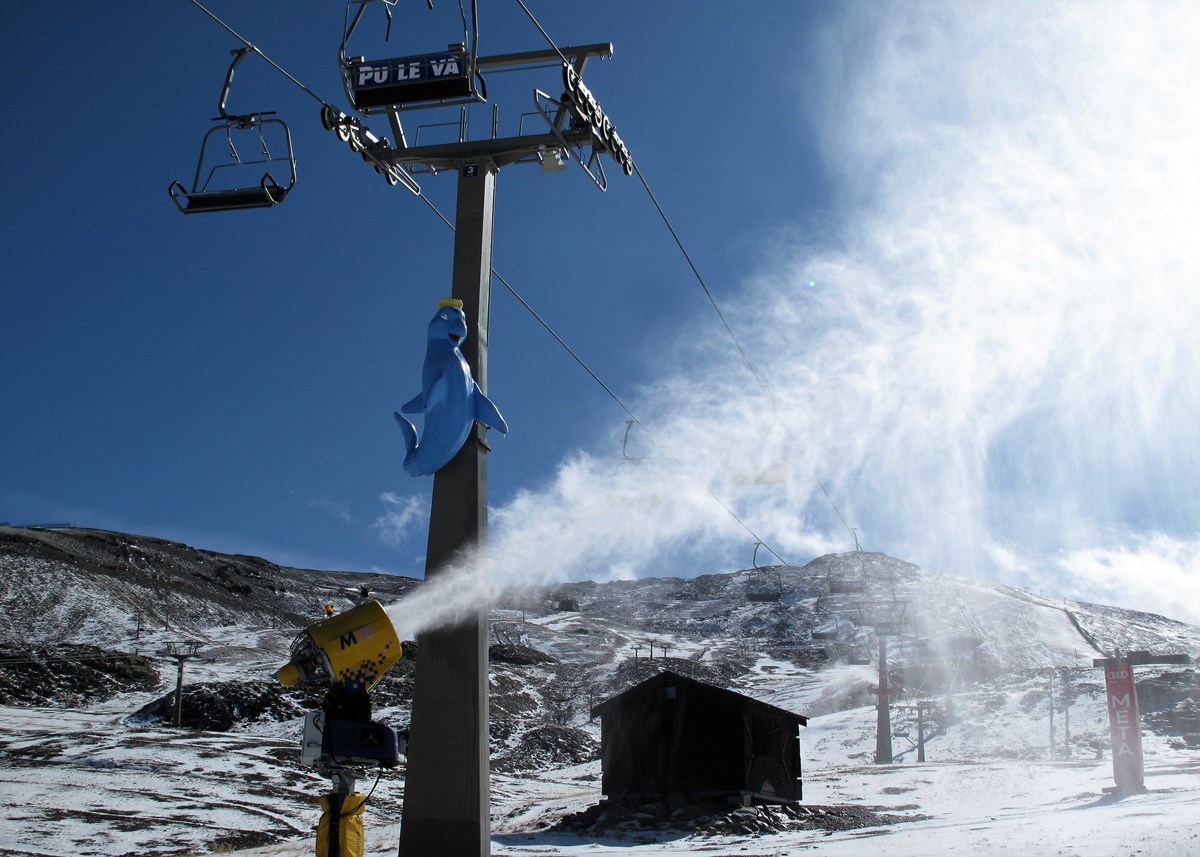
590, 670, 808, 806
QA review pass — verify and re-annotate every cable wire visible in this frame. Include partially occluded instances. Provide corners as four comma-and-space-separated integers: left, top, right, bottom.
183, 0, 791, 568
631, 162, 774, 403
513, 0, 569, 66
819, 480, 864, 552
189, 0, 338, 110
513, 0, 774, 403
415, 193, 637, 420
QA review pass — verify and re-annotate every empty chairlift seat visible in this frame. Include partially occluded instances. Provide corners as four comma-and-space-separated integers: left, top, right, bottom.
169, 47, 297, 214
169, 116, 296, 214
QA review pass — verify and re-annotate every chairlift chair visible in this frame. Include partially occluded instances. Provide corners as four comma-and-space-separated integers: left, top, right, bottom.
743, 543, 783, 602
169, 48, 297, 214
340, 0, 483, 115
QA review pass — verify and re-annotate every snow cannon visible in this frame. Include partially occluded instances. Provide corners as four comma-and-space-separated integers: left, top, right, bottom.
278, 601, 406, 857
276, 600, 402, 693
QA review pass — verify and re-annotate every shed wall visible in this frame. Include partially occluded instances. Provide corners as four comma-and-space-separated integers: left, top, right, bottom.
597, 673, 804, 805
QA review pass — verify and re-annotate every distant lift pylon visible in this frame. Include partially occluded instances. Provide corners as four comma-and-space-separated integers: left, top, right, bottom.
169, 48, 297, 214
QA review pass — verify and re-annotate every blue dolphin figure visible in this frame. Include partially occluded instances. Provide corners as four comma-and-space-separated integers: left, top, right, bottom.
394, 298, 508, 477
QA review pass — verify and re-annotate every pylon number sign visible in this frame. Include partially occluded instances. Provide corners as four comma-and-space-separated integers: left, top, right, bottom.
1103, 664, 1144, 792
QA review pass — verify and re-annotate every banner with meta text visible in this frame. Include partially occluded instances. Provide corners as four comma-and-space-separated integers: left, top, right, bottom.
1103, 664, 1144, 792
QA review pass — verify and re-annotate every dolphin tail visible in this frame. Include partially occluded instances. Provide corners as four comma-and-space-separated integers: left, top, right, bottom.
472, 386, 509, 435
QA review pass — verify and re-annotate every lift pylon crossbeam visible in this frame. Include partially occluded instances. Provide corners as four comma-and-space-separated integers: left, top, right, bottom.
373, 130, 589, 169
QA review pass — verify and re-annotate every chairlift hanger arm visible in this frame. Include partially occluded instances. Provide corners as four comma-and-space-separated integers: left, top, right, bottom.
218, 47, 253, 119
621, 418, 646, 462
189, 0, 335, 110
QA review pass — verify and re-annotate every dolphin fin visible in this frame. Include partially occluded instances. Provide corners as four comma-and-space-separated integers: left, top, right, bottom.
400, 393, 425, 415
394, 411, 418, 460
472, 386, 509, 434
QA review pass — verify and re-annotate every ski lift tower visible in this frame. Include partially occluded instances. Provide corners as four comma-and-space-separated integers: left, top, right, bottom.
160, 641, 202, 727
325, 6, 633, 856
855, 599, 908, 764
169, 3, 632, 851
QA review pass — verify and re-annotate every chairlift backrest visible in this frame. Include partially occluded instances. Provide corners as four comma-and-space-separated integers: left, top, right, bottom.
169, 48, 297, 214
340, 0, 482, 114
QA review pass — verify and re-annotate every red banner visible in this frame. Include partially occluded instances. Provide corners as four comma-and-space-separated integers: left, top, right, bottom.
1103, 664, 1144, 793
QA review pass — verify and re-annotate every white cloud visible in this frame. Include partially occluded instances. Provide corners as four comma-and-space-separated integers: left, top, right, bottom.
1053, 537, 1200, 626
307, 497, 354, 525
373, 492, 426, 548
989, 534, 1200, 626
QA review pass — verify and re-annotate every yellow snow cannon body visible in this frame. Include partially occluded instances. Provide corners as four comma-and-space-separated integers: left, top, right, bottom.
276, 599, 402, 693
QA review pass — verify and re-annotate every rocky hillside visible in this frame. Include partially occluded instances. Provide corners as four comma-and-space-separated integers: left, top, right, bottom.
2, 524, 1198, 755
2, 525, 1199, 856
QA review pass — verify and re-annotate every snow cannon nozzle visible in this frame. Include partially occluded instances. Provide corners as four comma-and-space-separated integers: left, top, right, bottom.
275, 600, 402, 693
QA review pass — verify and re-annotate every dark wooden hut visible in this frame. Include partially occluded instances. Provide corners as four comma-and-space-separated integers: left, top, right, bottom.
590, 670, 808, 806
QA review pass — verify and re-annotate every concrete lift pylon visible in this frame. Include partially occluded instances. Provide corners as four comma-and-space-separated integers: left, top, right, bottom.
855, 600, 908, 765
396, 158, 496, 857
360, 42, 625, 857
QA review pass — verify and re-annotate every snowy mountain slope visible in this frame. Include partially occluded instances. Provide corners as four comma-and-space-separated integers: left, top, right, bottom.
1, 526, 1198, 856
0, 526, 420, 646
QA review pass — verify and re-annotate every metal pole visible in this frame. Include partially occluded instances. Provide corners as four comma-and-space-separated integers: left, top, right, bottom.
875, 636, 893, 764
1048, 671, 1056, 759
1063, 671, 1071, 757
916, 705, 925, 763
399, 160, 497, 857
173, 658, 185, 727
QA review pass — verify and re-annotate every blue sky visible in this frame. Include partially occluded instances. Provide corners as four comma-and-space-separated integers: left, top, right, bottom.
3, 2, 1199, 625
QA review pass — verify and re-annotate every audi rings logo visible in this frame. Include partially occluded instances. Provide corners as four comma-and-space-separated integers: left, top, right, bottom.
563, 64, 634, 176
1108, 669, 1129, 680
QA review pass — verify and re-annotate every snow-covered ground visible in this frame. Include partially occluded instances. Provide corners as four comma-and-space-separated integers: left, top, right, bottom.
0, 709, 1191, 857
3, 534, 1199, 856
3, 672, 1198, 856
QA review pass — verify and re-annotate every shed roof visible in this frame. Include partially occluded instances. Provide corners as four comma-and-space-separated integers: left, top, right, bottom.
591, 669, 808, 726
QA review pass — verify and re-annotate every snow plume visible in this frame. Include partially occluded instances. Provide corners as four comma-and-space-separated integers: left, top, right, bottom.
752, 0, 1200, 605
664, 0, 1200, 614
390, 0, 1200, 632
384, 453, 815, 638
